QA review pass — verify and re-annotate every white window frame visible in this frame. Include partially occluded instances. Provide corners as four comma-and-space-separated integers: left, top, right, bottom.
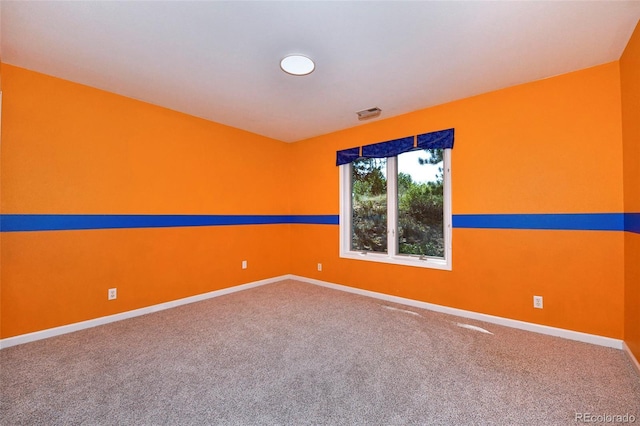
339, 149, 452, 271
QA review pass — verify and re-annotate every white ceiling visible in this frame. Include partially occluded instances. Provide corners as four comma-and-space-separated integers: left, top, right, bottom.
2, 1, 639, 143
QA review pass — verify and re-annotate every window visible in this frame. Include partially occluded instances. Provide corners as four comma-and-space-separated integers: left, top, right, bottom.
340, 147, 452, 270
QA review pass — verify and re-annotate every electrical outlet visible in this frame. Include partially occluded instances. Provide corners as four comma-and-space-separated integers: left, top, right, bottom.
317, 263, 322, 272
242, 260, 247, 270
533, 295, 543, 309
108, 288, 117, 300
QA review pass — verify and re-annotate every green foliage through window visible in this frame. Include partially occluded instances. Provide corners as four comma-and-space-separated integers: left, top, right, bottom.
351, 158, 387, 252
350, 150, 444, 258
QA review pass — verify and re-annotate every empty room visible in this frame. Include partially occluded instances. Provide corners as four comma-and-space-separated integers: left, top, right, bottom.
1, 1, 639, 424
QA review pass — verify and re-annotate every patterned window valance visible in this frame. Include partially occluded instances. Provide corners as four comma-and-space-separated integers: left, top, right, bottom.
336, 128, 454, 166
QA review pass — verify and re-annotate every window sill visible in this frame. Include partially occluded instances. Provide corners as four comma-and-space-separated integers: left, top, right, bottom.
339, 251, 452, 271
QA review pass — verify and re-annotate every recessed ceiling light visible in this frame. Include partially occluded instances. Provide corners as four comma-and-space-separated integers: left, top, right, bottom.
280, 55, 315, 76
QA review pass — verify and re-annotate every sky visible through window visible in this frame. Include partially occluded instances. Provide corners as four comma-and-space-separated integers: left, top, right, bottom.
398, 150, 441, 183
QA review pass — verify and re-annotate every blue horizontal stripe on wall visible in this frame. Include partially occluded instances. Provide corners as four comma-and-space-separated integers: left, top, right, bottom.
626, 213, 640, 234
0, 214, 340, 232
452, 213, 630, 232
1, 213, 638, 233
287, 215, 340, 225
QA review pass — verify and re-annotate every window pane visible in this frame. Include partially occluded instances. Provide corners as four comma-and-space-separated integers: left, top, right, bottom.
397, 149, 444, 257
351, 158, 387, 253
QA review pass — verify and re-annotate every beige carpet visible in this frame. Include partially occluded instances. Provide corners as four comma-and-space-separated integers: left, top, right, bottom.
1, 280, 639, 425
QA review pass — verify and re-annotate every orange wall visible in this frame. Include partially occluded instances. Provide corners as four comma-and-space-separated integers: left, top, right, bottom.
0, 58, 632, 342
621, 21, 640, 361
0, 56, 3, 295
290, 62, 625, 338
0, 65, 291, 338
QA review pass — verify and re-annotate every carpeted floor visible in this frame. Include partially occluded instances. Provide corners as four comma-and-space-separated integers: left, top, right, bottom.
1, 280, 639, 425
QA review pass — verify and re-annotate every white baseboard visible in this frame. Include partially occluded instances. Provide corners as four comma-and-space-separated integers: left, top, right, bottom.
0, 275, 287, 349
623, 342, 640, 375
0, 274, 626, 352
289, 275, 624, 350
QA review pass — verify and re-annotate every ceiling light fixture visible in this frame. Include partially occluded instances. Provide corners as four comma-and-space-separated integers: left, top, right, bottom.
280, 55, 315, 76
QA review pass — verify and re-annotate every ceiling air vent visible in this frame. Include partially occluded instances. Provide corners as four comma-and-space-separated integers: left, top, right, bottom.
356, 107, 381, 121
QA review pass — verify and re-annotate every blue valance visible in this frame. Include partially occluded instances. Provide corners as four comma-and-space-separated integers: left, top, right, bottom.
336, 128, 454, 166
417, 128, 454, 150
336, 147, 361, 166
361, 136, 414, 159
